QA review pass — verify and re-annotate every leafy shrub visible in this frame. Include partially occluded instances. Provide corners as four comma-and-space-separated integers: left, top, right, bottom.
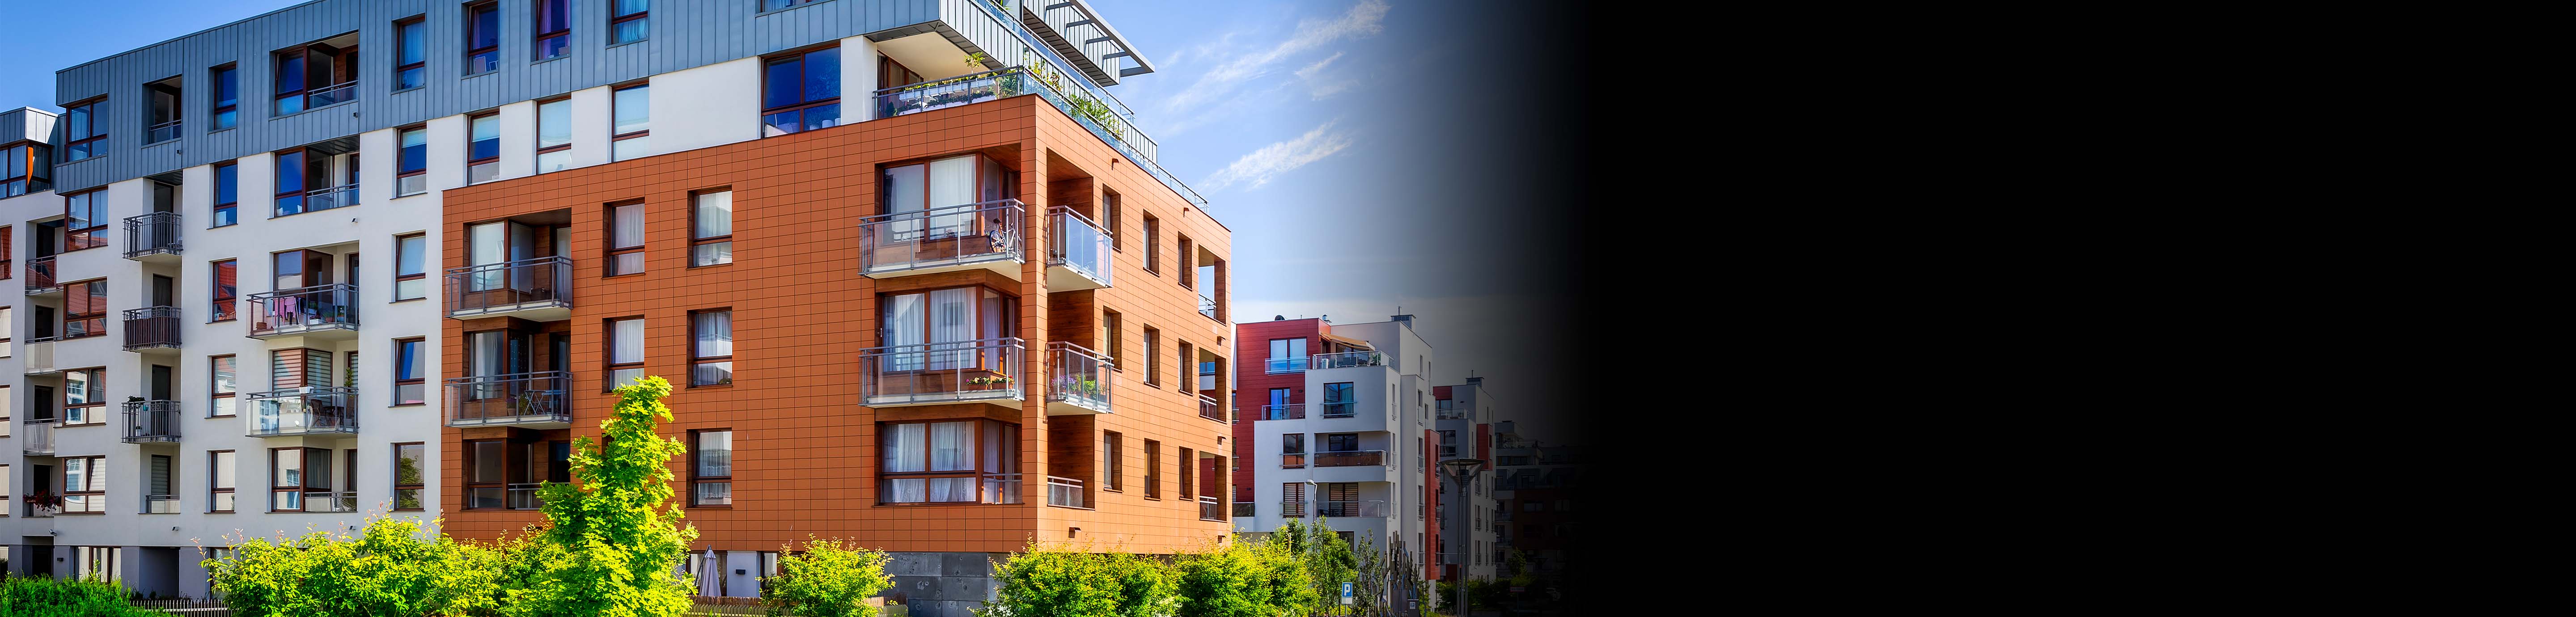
980, 542, 1174, 617
1172, 538, 1313, 617
0, 575, 157, 617
202, 517, 517, 617
760, 537, 894, 617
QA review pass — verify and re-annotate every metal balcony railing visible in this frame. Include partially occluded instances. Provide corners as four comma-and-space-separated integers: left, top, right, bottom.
1046, 341, 1112, 412
276, 80, 357, 115
146, 119, 182, 144
1264, 356, 1309, 373
445, 371, 569, 427
1263, 403, 1303, 420
20, 418, 55, 455
25, 255, 56, 293
1311, 350, 1385, 370
1046, 206, 1112, 286
1322, 500, 1390, 518
277, 183, 359, 217
1200, 495, 1225, 521
1199, 295, 1217, 320
1046, 475, 1085, 508
858, 199, 1025, 276
983, 473, 1024, 505
145, 494, 182, 514
244, 387, 358, 437
445, 256, 572, 318
123, 306, 182, 351
858, 337, 1026, 406
247, 284, 359, 337
1197, 392, 1224, 423
1313, 450, 1389, 468
123, 400, 182, 443
123, 211, 182, 258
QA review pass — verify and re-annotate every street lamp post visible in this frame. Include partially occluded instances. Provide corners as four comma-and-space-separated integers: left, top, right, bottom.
1438, 457, 1485, 617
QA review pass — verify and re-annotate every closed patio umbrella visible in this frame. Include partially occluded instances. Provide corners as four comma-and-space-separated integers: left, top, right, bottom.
697, 549, 721, 597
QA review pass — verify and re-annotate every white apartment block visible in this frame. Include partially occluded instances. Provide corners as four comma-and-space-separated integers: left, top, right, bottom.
1235, 316, 1438, 573
1434, 377, 1499, 582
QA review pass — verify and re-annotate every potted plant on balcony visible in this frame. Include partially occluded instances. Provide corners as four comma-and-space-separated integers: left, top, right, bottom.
22, 489, 65, 513
968, 375, 1014, 392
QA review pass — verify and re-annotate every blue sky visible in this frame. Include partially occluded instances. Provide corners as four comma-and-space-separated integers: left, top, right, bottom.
0, 0, 1577, 444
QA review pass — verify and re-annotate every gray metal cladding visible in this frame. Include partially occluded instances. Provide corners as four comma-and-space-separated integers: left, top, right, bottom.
3, 108, 61, 146
47, 0, 967, 192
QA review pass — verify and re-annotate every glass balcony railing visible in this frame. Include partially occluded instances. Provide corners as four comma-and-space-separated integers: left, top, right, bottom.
145, 494, 182, 514
859, 337, 1027, 406
1310, 350, 1386, 370
1313, 450, 1388, 469
1263, 403, 1303, 420
123, 400, 182, 443
20, 418, 55, 455
123, 306, 183, 351
123, 211, 182, 258
1197, 392, 1224, 423
445, 256, 572, 318
1264, 356, 1309, 373
21, 337, 59, 375
1046, 206, 1112, 287
276, 183, 359, 217
1322, 500, 1390, 518
1319, 400, 1356, 418
1199, 296, 1217, 321
982, 473, 1025, 504
247, 284, 359, 337
146, 119, 182, 144
281, 490, 360, 513
1046, 341, 1112, 413
1233, 501, 1256, 518
1046, 475, 1086, 508
1200, 495, 1225, 521
446, 371, 570, 427
244, 387, 358, 437
858, 199, 1025, 277
25, 255, 56, 293
276, 80, 357, 115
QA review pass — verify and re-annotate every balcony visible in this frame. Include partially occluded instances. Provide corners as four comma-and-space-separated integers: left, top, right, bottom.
1045, 342, 1113, 414
860, 337, 1027, 408
1197, 393, 1225, 423
24, 336, 60, 375
1200, 495, 1225, 521
278, 491, 361, 513
1310, 350, 1386, 370
145, 494, 182, 514
468, 483, 544, 511
1436, 401, 1467, 420
858, 199, 1025, 279
445, 256, 572, 321
1322, 499, 1390, 518
123, 211, 182, 260
277, 183, 359, 217
1281, 453, 1306, 469
122, 400, 182, 443
244, 387, 358, 437
446, 371, 571, 429
1319, 401, 1356, 419
25, 255, 58, 295
982, 473, 1025, 504
247, 284, 360, 339
20, 418, 55, 455
1314, 450, 1389, 469
1046, 475, 1086, 508
1233, 501, 1256, 518
1264, 356, 1309, 374
275, 80, 357, 115
123, 306, 183, 351
1045, 207, 1112, 291
1199, 296, 1217, 321
1263, 403, 1304, 421
146, 119, 183, 144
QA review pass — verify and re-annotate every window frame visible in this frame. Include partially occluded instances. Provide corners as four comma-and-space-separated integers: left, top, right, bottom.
466, 112, 500, 183
533, 0, 573, 62
689, 308, 734, 387
64, 99, 105, 161
62, 279, 106, 339
875, 418, 1017, 505
394, 17, 427, 90
689, 189, 733, 267
611, 0, 650, 45
1142, 327, 1161, 386
393, 125, 428, 196
535, 97, 572, 173
465, 1, 501, 76
393, 338, 426, 406
1103, 188, 1122, 251
61, 456, 107, 515
210, 259, 238, 321
612, 82, 650, 160
1144, 440, 1161, 500
394, 233, 427, 300
212, 162, 240, 227
61, 368, 106, 426
392, 442, 425, 511
1142, 213, 1161, 274
689, 429, 733, 507
211, 63, 240, 130
210, 354, 237, 418
64, 190, 108, 251
205, 451, 235, 513
606, 316, 644, 391
606, 201, 645, 276
1103, 431, 1124, 492
758, 44, 843, 136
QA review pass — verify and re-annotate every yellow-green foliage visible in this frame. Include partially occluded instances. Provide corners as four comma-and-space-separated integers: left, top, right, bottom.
519, 376, 700, 617
759, 537, 894, 617
979, 541, 1176, 617
0, 574, 159, 617
1172, 537, 1314, 617
202, 518, 518, 617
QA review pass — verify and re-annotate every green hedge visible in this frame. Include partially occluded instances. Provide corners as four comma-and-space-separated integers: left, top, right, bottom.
0, 575, 160, 617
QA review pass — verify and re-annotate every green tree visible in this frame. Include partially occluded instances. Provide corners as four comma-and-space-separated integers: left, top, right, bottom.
981, 543, 1134, 617
760, 537, 894, 617
517, 376, 700, 617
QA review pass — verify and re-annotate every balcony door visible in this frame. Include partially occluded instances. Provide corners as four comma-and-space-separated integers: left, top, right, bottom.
877, 153, 1014, 242
153, 275, 174, 307
465, 330, 530, 400
273, 249, 333, 290
879, 286, 1012, 373
150, 365, 174, 401
467, 221, 537, 292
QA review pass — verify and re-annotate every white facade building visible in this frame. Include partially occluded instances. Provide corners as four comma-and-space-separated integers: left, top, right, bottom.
1236, 317, 1436, 566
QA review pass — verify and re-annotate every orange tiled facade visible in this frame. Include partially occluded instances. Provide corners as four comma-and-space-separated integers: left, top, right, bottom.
436, 97, 1234, 555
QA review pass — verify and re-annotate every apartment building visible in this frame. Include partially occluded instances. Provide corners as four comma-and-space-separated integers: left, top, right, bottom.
1231, 315, 1443, 583
4, 1, 1225, 611
1433, 377, 1497, 583
1490, 421, 1579, 583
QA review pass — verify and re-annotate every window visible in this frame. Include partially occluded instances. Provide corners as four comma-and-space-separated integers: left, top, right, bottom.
270, 448, 313, 511
607, 317, 644, 389
877, 286, 1014, 372
144, 77, 182, 144
1, 464, 10, 516
467, 112, 500, 183
1144, 440, 1161, 499
1103, 189, 1122, 251
393, 443, 425, 510
1439, 430, 1457, 458
394, 338, 425, 405
1282, 434, 1305, 468
534, 0, 572, 61
1103, 431, 1124, 492
1178, 235, 1195, 289
1143, 214, 1160, 274
62, 456, 106, 513
613, 84, 650, 160
877, 419, 1018, 504
691, 309, 733, 386
1102, 310, 1123, 369
396, 126, 428, 195
1176, 341, 1194, 392
1142, 327, 1161, 385
65, 280, 106, 338
64, 368, 105, 425
0, 307, 9, 347
395, 17, 426, 89
691, 430, 732, 506
761, 46, 842, 136
607, 202, 644, 275
537, 98, 572, 173
612, 0, 649, 44
1269, 338, 1308, 372
0, 229, 9, 280
691, 190, 733, 266
1283, 482, 1305, 517
1323, 382, 1355, 418
272, 38, 356, 116
394, 233, 427, 300
148, 455, 175, 512
212, 64, 240, 129
1179, 448, 1194, 499
466, 2, 500, 75
465, 440, 503, 508
64, 99, 103, 161
208, 161, 239, 226
65, 190, 107, 250
4, 143, 49, 197
210, 259, 238, 321
210, 355, 237, 417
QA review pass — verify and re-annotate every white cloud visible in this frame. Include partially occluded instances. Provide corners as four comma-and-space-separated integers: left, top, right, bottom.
1294, 51, 1360, 99
1202, 119, 1358, 191
1161, 0, 1390, 113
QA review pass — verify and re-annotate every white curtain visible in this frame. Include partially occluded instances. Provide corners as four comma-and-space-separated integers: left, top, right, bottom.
884, 164, 924, 240
613, 204, 646, 248
695, 311, 733, 358
883, 293, 924, 372
929, 421, 970, 471
613, 319, 645, 365
695, 191, 733, 238
927, 156, 976, 235
886, 478, 925, 503
882, 423, 924, 473
697, 431, 731, 476
470, 223, 504, 291
928, 288, 974, 370
928, 477, 974, 502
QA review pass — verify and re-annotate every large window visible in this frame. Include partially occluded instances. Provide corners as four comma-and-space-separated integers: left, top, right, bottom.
533, 0, 572, 61
1104, 431, 1124, 492
212, 162, 239, 226
467, 113, 500, 183
395, 233, 427, 300
393, 443, 424, 511
1282, 434, 1305, 468
210, 355, 237, 417
691, 430, 732, 507
691, 190, 733, 266
607, 202, 644, 275
1269, 338, 1307, 372
66, 190, 107, 250
209, 451, 234, 511
64, 368, 105, 425
465, 440, 504, 509
395, 17, 426, 90
4, 143, 48, 197
691, 309, 733, 386
760, 46, 842, 136
212, 64, 240, 130
64, 99, 102, 161
877, 286, 1014, 372
608, 317, 644, 389
465, 2, 500, 76
397, 126, 428, 195
613, 84, 650, 161
878, 419, 1018, 504
611, 0, 650, 44
64, 280, 106, 338
394, 338, 425, 405
210, 259, 238, 321
1323, 382, 1356, 418
62, 456, 106, 513
537, 98, 572, 173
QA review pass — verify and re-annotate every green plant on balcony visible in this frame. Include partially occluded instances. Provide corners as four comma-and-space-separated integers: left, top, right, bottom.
969, 375, 1016, 392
